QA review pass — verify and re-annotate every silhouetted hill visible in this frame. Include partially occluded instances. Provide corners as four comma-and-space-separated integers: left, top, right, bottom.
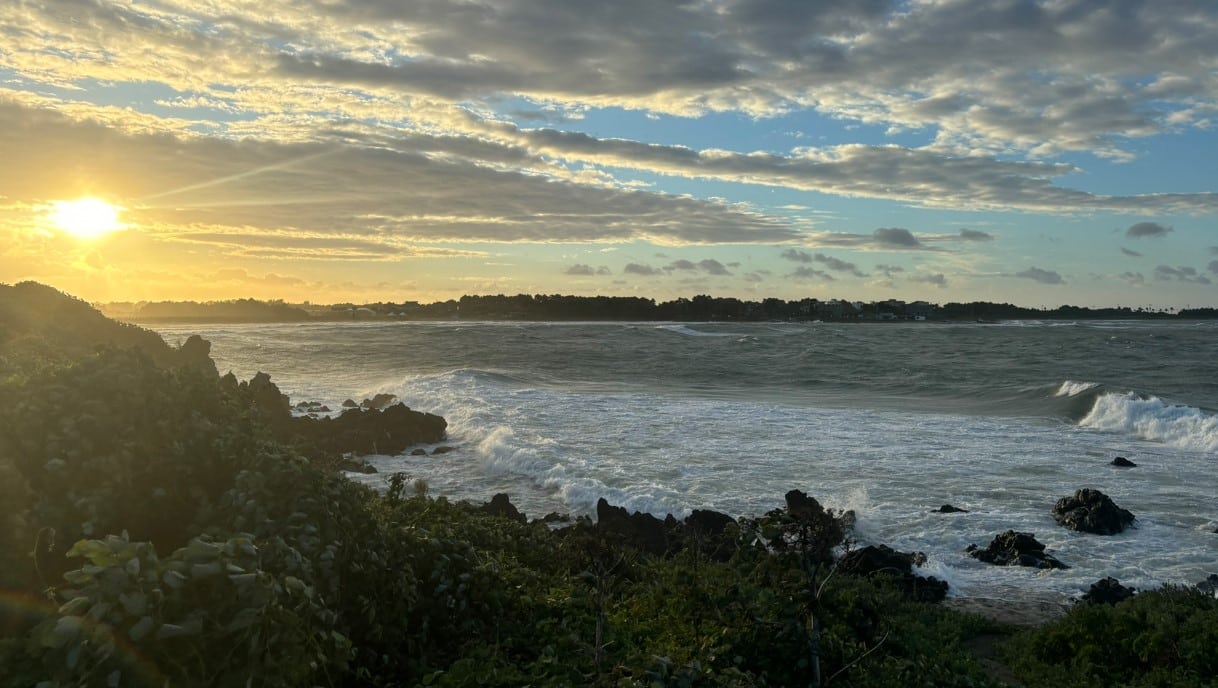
0, 282, 182, 370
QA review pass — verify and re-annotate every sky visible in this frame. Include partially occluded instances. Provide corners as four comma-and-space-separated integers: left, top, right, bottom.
1, 0, 1217, 308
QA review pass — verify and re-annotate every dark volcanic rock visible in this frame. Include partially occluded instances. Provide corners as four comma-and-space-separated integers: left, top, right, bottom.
235, 373, 447, 458
1111, 456, 1137, 468
933, 504, 969, 513
839, 544, 948, 602
967, 530, 1069, 570
342, 399, 358, 408
178, 334, 217, 374
596, 498, 672, 556
685, 509, 735, 536
337, 456, 378, 474
482, 493, 526, 523
1197, 574, 1218, 597
431, 445, 458, 455
1052, 488, 1136, 535
1080, 577, 1136, 605
410, 448, 428, 456
361, 393, 399, 410
540, 512, 571, 525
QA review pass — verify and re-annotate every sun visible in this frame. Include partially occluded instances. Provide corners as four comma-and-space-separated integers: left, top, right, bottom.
48, 198, 125, 239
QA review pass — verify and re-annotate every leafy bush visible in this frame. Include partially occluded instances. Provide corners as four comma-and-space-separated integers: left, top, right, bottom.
1007, 586, 1218, 687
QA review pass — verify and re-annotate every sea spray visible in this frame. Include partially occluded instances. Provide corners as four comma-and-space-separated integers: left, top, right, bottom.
1081, 392, 1218, 452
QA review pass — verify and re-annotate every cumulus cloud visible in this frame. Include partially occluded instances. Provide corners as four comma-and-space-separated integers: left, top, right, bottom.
698, 259, 731, 276
958, 229, 994, 242
1126, 222, 1173, 239
564, 264, 597, 275
1015, 267, 1066, 285
1120, 247, 1143, 257
786, 266, 835, 281
1154, 265, 1212, 284
781, 248, 814, 263
624, 263, 662, 276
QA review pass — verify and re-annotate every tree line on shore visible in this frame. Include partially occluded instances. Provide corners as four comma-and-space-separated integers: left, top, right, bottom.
102, 291, 1218, 323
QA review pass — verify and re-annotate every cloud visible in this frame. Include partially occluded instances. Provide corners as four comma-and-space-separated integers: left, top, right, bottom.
958, 229, 994, 242
698, 259, 731, 276
786, 266, 835, 281
565, 264, 595, 275
1120, 247, 1143, 257
624, 263, 662, 276
1126, 222, 1173, 239
1208, 260, 1218, 275
668, 259, 698, 271
1119, 272, 1146, 286
875, 264, 905, 277
780, 248, 814, 263
910, 273, 948, 288
1154, 265, 1212, 285
812, 253, 866, 277
1015, 267, 1066, 285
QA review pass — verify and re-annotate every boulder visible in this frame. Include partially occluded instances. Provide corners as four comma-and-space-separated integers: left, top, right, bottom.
481, 493, 526, 523
431, 445, 458, 455
1111, 457, 1137, 468
1080, 577, 1136, 605
336, 456, 378, 474
177, 334, 217, 374
1196, 574, 1218, 598
1052, 488, 1135, 535
932, 504, 969, 513
361, 393, 399, 410
967, 530, 1069, 570
540, 512, 572, 525
685, 509, 735, 536
410, 448, 428, 456
839, 544, 948, 602
596, 498, 672, 556
342, 399, 358, 408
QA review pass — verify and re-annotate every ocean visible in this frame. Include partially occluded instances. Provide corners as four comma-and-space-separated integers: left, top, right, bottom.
154, 319, 1218, 606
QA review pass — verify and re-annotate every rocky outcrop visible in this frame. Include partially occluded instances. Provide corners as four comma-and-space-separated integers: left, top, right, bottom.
234, 373, 446, 458
839, 544, 949, 602
1052, 488, 1135, 535
1080, 577, 1136, 605
595, 498, 675, 556
337, 455, 378, 474
1196, 574, 1218, 598
482, 493, 526, 523
361, 393, 398, 410
177, 334, 217, 374
1111, 457, 1137, 468
932, 504, 969, 513
967, 530, 1069, 569
685, 509, 735, 536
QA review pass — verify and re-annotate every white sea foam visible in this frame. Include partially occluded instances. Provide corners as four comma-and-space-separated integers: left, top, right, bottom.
1055, 380, 1099, 397
1080, 392, 1218, 452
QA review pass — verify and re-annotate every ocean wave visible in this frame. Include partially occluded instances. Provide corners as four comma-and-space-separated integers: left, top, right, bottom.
1054, 380, 1100, 397
654, 324, 740, 337
1080, 392, 1218, 452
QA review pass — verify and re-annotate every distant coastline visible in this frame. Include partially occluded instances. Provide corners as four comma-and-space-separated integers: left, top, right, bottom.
99, 293, 1218, 324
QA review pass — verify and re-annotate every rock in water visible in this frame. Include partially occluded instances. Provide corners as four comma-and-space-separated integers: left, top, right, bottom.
1080, 577, 1136, 605
360, 393, 399, 410
1052, 488, 1136, 535
967, 530, 1069, 569
481, 493, 526, 523
1110, 456, 1137, 467
932, 504, 969, 513
839, 544, 949, 602
595, 498, 671, 556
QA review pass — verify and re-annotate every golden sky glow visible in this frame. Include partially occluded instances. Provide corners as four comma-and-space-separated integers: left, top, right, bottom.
1, 2, 1217, 307
48, 199, 124, 240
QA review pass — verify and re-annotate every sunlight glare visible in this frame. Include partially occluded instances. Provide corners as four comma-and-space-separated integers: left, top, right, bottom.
49, 198, 124, 240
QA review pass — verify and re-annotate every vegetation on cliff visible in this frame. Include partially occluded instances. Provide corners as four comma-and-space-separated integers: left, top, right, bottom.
1, 282, 1215, 687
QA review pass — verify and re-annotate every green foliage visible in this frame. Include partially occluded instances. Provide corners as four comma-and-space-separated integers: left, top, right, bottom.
7, 284, 1197, 688
1007, 586, 1218, 687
